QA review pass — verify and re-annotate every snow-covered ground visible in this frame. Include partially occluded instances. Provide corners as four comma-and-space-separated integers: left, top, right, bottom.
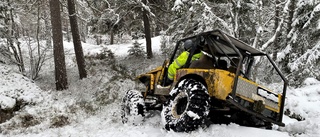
1, 37, 320, 137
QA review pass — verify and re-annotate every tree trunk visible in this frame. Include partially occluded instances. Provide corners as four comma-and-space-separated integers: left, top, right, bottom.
273, 0, 280, 61
287, 0, 295, 38
142, 0, 153, 59
50, 0, 68, 90
228, 0, 240, 38
16, 41, 25, 73
67, 0, 87, 79
110, 28, 114, 45
252, 0, 262, 49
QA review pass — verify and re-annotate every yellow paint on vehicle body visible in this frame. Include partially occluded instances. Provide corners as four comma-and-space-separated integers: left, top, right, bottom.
212, 69, 234, 100
175, 68, 234, 100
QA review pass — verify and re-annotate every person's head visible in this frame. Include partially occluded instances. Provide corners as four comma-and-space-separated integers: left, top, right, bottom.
184, 39, 193, 51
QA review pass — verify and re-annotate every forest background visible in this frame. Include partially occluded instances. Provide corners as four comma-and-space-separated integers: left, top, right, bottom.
1, 0, 319, 88
1, 0, 320, 136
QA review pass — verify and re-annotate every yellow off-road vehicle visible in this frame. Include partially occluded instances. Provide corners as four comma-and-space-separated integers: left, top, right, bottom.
121, 30, 287, 132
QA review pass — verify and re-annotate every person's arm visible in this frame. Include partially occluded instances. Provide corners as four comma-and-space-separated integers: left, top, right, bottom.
167, 51, 189, 80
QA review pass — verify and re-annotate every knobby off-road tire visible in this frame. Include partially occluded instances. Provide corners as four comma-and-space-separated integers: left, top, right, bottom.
161, 79, 210, 132
121, 90, 146, 125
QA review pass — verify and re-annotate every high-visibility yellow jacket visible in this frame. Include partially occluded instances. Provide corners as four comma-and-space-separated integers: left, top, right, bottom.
167, 51, 202, 80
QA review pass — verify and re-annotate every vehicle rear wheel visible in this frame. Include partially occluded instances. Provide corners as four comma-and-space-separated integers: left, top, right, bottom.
121, 90, 146, 125
161, 79, 210, 132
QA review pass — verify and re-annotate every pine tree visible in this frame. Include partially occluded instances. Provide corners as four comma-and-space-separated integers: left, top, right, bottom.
67, 0, 87, 79
127, 40, 145, 57
50, 0, 68, 90
278, 1, 320, 86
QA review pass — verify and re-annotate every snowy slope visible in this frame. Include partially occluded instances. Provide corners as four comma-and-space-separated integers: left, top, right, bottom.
0, 36, 320, 137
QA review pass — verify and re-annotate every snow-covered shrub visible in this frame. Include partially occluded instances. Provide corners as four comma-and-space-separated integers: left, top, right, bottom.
0, 64, 71, 133
94, 47, 115, 61
127, 40, 145, 57
85, 47, 116, 75
0, 65, 44, 115
50, 115, 70, 128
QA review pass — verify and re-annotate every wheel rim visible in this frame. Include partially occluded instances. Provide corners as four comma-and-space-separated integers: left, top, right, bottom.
172, 92, 189, 118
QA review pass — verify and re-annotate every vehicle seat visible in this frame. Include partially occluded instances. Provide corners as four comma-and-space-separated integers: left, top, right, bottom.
189, 53, 215, 69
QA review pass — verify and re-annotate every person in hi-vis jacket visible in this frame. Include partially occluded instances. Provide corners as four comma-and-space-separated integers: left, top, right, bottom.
167, 39, 202, 83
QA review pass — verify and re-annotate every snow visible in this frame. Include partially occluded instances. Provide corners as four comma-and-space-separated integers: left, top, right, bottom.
1, 36, 320, 137
0, 65, 44, 110
285, 84, 320, 119
186, 111, 200, 120
302, 77, 320, 86
257, 88, 279, 103
277, 44, 292, 62
0, 95, 16, 109
172, 0, 183, 11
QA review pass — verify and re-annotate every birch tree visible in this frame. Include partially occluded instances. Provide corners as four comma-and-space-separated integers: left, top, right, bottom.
0, 1, 25, 73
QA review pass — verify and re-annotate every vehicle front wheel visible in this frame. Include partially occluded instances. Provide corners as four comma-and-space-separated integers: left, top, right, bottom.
161, 79, 210, 132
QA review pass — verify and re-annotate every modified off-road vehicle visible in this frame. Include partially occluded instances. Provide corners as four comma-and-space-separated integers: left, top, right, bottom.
121, 29, 287, 132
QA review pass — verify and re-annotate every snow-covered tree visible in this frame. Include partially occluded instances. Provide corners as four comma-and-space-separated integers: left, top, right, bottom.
277, 0, 320, 86
1, 0, 319, 87
128, 40, 145, 57
166, 0, 232, 40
